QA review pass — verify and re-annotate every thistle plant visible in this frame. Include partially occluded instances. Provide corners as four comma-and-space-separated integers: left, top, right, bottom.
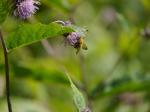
0, 0, 88, 112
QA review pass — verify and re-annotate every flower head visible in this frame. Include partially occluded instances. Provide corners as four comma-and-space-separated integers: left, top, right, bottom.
55, 20, 88, 54
66, 32, 87, 54
67, 32, 80, 46
14, 0, 40, 19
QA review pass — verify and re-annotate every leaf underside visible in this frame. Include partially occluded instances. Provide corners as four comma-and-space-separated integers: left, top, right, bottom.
6, 22, 74, 51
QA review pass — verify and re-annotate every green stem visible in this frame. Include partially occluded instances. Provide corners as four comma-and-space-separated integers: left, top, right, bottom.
79, 54, 92, 112
0, 31, 12, 112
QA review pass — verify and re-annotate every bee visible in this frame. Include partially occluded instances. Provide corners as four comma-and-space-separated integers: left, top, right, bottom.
74, 37, 88, 54
64, 31, 88, 54
55, 20, 88, 54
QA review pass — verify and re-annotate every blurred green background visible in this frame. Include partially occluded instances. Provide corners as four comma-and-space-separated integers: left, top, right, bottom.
0, 0, 150, 112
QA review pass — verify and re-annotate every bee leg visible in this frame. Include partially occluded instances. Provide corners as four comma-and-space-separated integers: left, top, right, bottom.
76, 48, 81, 54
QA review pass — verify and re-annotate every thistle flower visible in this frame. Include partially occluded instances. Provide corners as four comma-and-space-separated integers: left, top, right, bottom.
67, 32, 80, 46
67, 32, 87, 54
55, 20, 88, 54
14, 0, 40, 19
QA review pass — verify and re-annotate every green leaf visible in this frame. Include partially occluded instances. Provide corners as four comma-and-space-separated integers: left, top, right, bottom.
66, 73, 86, 112
91, 76, 150, 100
0, 0, 9, 24
6, 22, 74, 51
11, 59, 69, 84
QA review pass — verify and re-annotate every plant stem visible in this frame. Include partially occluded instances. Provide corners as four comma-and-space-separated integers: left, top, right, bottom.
79, 53, 92, 112
41, 39, 55, 56
0, 31, 12, 112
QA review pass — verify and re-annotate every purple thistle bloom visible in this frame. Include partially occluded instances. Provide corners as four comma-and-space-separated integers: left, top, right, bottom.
67, 32, 80, 46
14, 0, 40, 19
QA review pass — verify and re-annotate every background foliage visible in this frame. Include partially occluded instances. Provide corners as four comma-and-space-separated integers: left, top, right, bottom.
0, 0, 150, 112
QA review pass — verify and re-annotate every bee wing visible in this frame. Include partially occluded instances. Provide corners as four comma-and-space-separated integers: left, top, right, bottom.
82, 43, 88, 50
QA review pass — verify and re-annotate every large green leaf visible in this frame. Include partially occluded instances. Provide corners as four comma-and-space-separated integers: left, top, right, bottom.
6, 22, 73, 51
11, 59, 69, 84
0, 0, 9, 24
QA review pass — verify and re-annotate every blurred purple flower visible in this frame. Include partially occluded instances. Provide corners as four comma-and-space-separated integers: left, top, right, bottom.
14, 0, 40, 19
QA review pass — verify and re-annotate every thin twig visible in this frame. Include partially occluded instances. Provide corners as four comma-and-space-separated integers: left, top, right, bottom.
107, 35, 138, 77
0, 31, 12, 112
41, 39, 55, 56
79, 53, 92, 111
90, 34, 139, 100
